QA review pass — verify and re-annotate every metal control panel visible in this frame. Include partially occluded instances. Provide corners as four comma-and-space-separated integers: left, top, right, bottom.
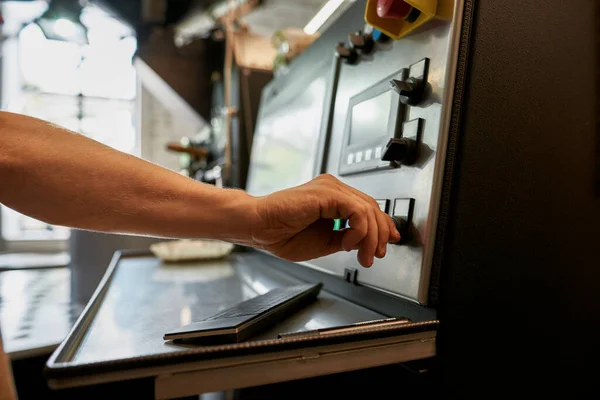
339, 58, 429, 176
248, 1, 463, 305
303, 3, 462, 305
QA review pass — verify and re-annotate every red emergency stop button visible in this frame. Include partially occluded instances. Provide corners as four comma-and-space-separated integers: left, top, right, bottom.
376, 0, 421, 22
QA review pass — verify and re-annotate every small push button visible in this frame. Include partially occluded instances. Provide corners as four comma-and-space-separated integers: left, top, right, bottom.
375, 146, 382, 158
355, 151, 363, 163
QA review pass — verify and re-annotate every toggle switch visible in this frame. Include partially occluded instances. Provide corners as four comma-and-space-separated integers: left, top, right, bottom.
381, 137, 418, 166
335, 42, 358, 64
391, 76, 425, 106
377, 0, 421, 22
392, 216, 409, 242
391, 57, 430, 106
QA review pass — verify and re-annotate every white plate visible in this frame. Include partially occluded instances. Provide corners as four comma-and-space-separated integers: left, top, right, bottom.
149, 240, 234, 262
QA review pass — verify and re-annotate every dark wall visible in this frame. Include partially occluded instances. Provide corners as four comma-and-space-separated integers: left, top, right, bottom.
437, 0, 600, 396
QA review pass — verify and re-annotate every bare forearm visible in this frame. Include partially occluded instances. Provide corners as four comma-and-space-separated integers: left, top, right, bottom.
0, 112, 258, 243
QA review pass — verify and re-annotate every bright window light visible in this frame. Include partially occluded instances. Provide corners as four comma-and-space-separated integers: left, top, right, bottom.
303, 0, 344, 35
1, 1, 138, 244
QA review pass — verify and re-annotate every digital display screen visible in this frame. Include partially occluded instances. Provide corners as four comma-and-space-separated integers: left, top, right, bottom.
349, 90, 393, 146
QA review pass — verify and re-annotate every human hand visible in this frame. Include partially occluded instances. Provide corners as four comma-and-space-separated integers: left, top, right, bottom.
249, 174, 401, 268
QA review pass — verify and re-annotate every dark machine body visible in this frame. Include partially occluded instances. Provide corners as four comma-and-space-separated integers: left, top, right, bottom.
438, 0, 600, 394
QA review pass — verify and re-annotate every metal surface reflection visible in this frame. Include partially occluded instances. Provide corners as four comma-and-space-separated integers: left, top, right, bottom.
72, 253, 385, 364
246, 53, 335, 198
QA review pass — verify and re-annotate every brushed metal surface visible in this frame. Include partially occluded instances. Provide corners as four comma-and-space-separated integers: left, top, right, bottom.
69, 254, 384, 365
246, 0, 464, 304
308, 14, 463, 304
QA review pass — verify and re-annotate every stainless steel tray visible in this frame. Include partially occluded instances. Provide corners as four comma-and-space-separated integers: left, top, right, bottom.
46, 250, 438, 395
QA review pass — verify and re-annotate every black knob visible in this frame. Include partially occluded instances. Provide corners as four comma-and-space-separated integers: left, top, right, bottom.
391, 76, 425, 106
348, 31, 374, 54
381, 138, 418, 165
336, 42, 358, 64
391, 216, 409, 244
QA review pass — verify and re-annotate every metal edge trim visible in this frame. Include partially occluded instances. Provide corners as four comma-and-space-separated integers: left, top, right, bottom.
46, 317, 438, 381
417, 0, 468, 304
45, 250, 130, 368
49, 329, 437, 390
426, 0, 476, 306
154, 332, 436, 398
315, 54, 342, 176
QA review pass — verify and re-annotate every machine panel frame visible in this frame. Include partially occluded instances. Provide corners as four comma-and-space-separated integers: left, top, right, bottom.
339, 70, 406, 176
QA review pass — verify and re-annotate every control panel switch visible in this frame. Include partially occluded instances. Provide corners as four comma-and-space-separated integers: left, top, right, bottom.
392, 216, 409, 242
381, 138, 418, 166
391, 58, 429, 106
391, 76, 425, 106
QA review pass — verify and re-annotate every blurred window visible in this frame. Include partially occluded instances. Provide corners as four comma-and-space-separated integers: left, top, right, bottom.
1, 1, 137, 248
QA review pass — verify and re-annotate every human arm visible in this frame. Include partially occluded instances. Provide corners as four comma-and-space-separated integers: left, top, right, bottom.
0, 112, 399, 267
